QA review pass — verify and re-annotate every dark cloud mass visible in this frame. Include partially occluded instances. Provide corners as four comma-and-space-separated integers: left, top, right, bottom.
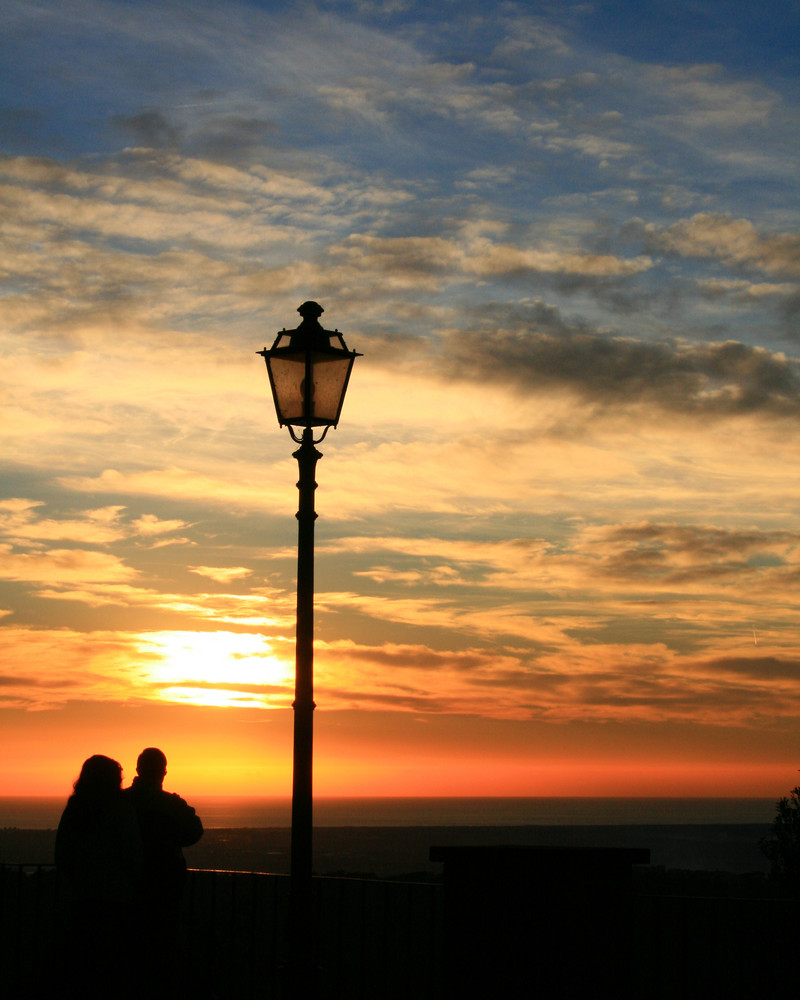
598, 523, 798, 558
703, 656, 800, 681
446, 307, 800, 417
113, 110, 181, 149
650, 214, 800, 279
581, 523, 800, 588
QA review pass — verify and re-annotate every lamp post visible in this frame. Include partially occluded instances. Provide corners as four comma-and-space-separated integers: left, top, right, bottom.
258, 301, 360, 999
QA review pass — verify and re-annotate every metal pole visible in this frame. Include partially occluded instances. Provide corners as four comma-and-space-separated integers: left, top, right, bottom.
287, 426, 320, 999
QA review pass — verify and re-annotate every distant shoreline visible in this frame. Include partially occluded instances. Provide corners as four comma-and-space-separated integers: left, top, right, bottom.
1, 821, 773, 877
0, 795, 779, 831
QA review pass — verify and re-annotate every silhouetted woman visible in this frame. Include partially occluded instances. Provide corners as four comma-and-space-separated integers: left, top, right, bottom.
55, 755, 142, 997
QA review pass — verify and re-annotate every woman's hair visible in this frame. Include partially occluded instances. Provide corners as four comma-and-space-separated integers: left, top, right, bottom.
72, 754, 123, 801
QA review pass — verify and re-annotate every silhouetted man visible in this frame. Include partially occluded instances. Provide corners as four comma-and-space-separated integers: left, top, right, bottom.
125, 747, 203, 995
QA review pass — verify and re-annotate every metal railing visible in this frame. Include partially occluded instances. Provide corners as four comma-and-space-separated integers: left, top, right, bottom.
0, 864, 444, 999
630, 892, 800, 998
4, 863, 798, 999
0, 864, 59, 998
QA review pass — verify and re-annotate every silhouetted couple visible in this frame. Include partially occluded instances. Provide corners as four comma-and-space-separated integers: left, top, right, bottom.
55, 748, 203, 999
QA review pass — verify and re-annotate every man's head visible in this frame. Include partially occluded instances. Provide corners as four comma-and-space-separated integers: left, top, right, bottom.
136, 746, 167, 784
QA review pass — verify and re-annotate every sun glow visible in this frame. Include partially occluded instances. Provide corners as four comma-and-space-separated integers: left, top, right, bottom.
134, 631, 294, 709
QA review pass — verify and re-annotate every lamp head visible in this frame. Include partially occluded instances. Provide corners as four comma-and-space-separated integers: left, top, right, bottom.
258, 303, 360, 433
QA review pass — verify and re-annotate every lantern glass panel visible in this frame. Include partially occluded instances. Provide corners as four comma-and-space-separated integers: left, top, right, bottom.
267, 353, 306, 425
267, 351, 355, 427
309, 353, 355, 425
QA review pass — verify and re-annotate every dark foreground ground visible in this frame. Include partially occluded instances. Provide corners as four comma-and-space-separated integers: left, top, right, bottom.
3, 824, 798, 998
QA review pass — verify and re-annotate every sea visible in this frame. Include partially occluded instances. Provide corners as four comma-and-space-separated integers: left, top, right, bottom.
0, 797, 779, 875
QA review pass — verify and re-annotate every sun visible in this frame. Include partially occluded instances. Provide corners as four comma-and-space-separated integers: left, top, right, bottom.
133, 630, 294, 709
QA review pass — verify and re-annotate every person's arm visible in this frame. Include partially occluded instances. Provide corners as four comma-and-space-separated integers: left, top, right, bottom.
165, 793, 204, 846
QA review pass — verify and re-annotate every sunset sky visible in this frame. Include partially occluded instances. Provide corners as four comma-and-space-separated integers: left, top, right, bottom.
3, 0, 800, 799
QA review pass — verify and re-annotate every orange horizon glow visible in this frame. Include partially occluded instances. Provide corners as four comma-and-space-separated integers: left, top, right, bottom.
2, 735, 795, 800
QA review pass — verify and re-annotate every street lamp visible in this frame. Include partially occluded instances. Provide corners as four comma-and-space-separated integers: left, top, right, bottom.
257, 301, 360, 998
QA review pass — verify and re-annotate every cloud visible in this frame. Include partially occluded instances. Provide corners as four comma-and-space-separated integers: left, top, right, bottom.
4, 616, 800, 723
131, 514, 191, 538
576, 523, 800, 596
0, 149, 419, 350
0, 500, 190, 547
113, 110, 181, 149
640, 63, 778, 134
539, 133, 634, 163
0, 546, 136, 584
702, 655, 800, 682
492, 12, 573, 60
314, 638, 800, 724
59, 468, 285, 508
582, 522, 800, 564
651, 214, 800, 278
444, 307, 800, 418
697, 278, 797, 301
36, 582, 294, 629
0, 625, 294, 710
328, 232, 652, 285
0, 625, 148, 709
188, 565, 252, 583
323, 523, 800, 611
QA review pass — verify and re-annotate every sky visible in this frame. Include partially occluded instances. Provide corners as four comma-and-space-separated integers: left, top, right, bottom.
2, 0, 800, 800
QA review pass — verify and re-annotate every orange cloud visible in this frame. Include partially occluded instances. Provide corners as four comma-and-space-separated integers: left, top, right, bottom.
0, 546, 136, 583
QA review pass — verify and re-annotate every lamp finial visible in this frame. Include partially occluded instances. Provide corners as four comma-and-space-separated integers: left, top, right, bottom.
297, 301, 324, 321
